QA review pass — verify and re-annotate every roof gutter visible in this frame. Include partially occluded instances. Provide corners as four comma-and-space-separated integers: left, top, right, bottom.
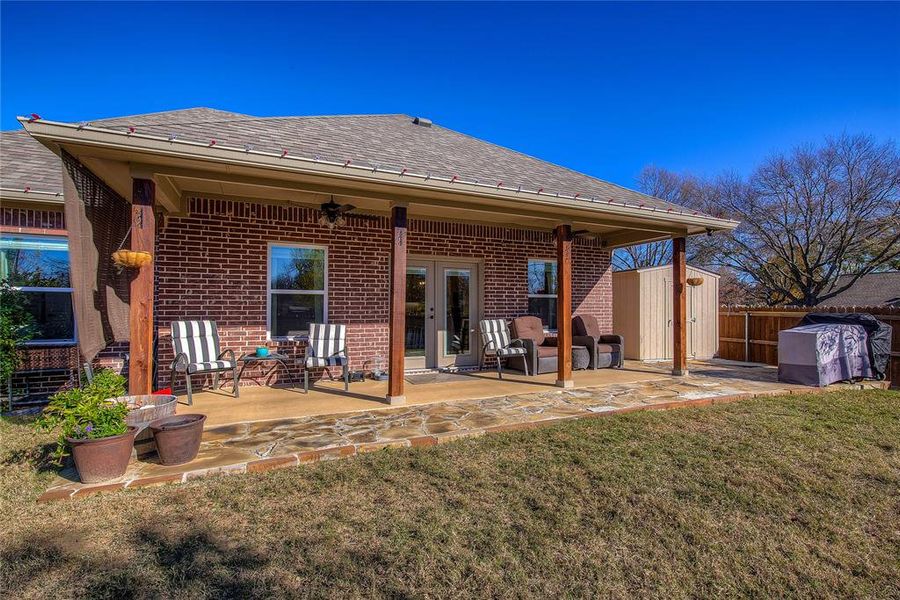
19, 117, 739, 233
0, 187, 65, 204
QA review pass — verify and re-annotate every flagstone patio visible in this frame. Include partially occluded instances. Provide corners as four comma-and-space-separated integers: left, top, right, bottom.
37, 361, 889, 502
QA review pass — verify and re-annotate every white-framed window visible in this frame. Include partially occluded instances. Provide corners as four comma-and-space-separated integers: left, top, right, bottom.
267, 242, 328, 339
0, 234, 76, 345
527, 258, 557, 330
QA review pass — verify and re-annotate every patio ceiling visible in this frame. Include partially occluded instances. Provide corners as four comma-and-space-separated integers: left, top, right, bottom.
21, 117, 737, 248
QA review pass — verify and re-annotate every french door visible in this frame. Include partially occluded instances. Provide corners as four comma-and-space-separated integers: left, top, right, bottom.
405, 260, 480, 369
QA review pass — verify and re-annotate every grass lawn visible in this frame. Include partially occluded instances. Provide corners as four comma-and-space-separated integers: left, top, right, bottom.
1, 389, 898, 599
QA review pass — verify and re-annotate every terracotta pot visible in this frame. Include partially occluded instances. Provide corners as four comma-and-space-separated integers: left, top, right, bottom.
67, 426, 138, 484
150, 414, 206, 466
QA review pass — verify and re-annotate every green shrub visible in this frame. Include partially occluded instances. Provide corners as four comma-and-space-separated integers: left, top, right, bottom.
36, 369, 129, 461
0, 280, 35, 384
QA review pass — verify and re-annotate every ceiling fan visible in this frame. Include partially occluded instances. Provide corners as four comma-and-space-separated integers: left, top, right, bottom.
318, 196, 379, 229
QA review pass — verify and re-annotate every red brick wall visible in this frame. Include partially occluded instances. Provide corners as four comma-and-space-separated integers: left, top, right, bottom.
155, 197, 612, 388
2, 206, 76, 404
9, 345, 79, 402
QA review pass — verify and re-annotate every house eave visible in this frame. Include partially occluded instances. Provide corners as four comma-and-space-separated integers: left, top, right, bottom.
19, 116, 739, 238
0, 187, 65, 205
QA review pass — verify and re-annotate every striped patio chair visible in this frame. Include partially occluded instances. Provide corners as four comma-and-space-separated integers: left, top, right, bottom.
169, 320, 239, 405
304, 323, 350, 393
479, 319, 529, 379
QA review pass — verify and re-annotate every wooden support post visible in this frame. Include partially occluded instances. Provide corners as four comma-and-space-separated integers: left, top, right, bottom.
129, 178, 156, 395
672, 236, 688, 376
556, 224, 574, 388
387, 204, 408, 404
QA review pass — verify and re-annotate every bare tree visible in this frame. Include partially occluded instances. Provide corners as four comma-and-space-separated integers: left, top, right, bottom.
705, 134, 900, 306
613, 166, 703, 270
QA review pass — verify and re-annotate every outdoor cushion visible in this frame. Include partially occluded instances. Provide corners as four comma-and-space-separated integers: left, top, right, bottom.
183, 360, 235, 374
480, 319, 514, 351
596, 343, 618, 353
496, 346, 527, 357
171, 320, 221, 363
511, 316, 546, 346
573, 314, 602, 338
536, 346, 558, 358
307, 324, 347, 360
305, 356, 349, 367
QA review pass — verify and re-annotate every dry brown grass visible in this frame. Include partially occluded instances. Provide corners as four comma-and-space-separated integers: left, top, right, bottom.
1, 389, 898, 599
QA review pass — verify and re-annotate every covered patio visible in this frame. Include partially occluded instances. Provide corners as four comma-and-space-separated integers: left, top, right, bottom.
20, 111, 739, 415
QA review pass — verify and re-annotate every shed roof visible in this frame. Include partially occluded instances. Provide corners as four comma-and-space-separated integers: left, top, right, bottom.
612, 264, 721, 278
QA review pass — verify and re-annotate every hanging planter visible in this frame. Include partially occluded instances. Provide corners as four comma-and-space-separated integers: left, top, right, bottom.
686, 276, 704, 287
112, 249, 153, 269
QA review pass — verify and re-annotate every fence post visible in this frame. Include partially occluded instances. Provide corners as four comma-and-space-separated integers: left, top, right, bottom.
744, 310, 750, 363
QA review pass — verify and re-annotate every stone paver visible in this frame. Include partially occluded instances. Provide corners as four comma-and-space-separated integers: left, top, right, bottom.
37, 362, 890, 502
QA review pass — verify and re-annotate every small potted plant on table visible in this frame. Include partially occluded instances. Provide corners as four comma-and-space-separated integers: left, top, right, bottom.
36, 369, 137, 483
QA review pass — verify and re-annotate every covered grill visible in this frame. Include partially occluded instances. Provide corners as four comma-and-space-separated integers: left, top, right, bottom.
777, 313, 892, 386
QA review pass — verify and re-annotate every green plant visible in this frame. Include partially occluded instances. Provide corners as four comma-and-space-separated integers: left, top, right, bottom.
0, 280, 35, 385
36, 369, 128, 461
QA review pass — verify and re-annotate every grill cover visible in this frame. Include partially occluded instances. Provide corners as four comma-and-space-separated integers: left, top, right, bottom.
778, 323, 872, 386
796, 313, 891, 380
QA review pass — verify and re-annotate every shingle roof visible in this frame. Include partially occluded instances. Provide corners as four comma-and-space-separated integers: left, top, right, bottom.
1, 129, 63, 193
819, 272, 900, 307
2, 108, 246, 194
3, 106, 692, 213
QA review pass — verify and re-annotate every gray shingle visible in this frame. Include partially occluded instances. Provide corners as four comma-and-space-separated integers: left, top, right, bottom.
819, 272, 900, 307
3, 107, 698, 213
1, 129, 63, 193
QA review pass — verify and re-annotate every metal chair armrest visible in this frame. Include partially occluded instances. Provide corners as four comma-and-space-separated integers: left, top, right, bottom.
218, 348, 237, 362
171, 352, 190, 371
507, 338, 527, 350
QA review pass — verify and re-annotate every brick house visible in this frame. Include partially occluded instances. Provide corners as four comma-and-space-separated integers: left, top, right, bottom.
3, 108, 736, 406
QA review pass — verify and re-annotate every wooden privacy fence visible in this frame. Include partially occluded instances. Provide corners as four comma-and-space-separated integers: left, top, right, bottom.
719, 305, 900, 386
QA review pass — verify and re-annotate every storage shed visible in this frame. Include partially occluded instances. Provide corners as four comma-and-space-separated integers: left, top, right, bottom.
612, 265, 720, 360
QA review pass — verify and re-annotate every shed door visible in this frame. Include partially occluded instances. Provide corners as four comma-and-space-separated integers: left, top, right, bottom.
664, 277, 673, 359
687, 284, 699, 358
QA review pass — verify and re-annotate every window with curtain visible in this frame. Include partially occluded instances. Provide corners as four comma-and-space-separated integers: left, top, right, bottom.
268, 244, 327, 338
527, 259, 557, 330
0, 234, 76, 343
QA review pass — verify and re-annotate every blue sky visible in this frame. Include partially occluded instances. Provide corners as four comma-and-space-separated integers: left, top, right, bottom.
1, 1, 897, 187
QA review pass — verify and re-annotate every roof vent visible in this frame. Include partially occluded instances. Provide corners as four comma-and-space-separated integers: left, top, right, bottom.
413, 116, 432, 127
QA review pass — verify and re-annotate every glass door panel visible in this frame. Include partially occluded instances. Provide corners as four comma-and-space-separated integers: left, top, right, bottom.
405, 262, 433, 369
405, 267, 427, 357
437, 262, 479, 367
444, 269, 471, 356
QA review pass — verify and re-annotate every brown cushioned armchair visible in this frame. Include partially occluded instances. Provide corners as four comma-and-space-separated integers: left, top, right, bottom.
509, 316, 592, 375
573, 315, 624, 369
